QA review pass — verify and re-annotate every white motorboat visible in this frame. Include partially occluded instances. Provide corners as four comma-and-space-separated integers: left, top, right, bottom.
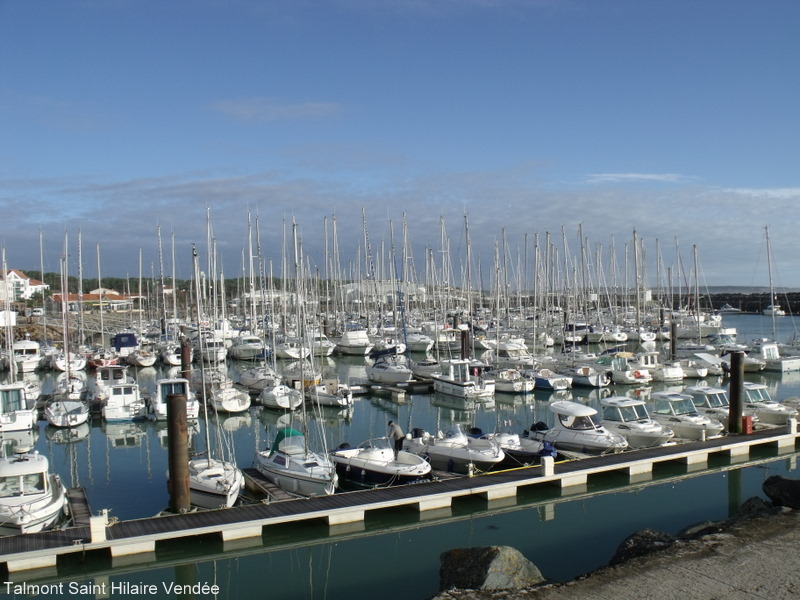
304, 380, 354, 408
742, 382, 798, 425
683, 382, 755, 430
469, 425, 559, 467
254, 427, 338, 497
10, 336, 41, 374
93, 365, 147, 422
309, 331, 336, 357
335, 329, 373, 356
0, 446, 68, 535
0, 381, 37, 434
649, 391, 725, 441
366, 352, 414, 384
635, 351, 684, 383
599, 396, 674, 448
557, 364, 610, 388
593, 353, 653, 385
430, 359, 495, 399
273, 337, 310, 361
330, 437, 432, 486
403, 424, 505, 474
522, 367, 572, 391
146, 377, 201, 421
409, 356, 442, 380
486, 368, 535, 394
525, 400, 628, 454
228, 333, 269, 361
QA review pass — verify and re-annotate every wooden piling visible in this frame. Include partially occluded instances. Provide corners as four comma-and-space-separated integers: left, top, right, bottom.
729, 351, 744, 434
167, 393, 190, 513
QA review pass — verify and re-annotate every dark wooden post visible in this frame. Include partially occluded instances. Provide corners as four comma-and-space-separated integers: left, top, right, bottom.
728, 351, 744, 434
167, 393, 190, 513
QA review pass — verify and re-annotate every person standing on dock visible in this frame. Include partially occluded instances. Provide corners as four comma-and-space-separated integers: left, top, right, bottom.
388, 421, 404, 457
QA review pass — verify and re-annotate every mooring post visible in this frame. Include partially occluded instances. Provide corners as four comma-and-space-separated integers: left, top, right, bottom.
167, 393, 190, 513
728, 351, 744, 434
180, 336, 192, 382
670, 321, 678, 361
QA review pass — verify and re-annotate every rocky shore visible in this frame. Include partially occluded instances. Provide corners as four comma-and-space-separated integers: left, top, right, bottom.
432, 476, 800, 600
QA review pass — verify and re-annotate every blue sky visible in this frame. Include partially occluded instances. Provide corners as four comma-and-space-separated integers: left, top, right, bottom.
2, 0, 799, 290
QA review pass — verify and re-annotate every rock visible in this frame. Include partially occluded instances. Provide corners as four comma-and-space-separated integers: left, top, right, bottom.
763, 475, 800, 509
609, 528, 675, 565
439, 546, 544, 592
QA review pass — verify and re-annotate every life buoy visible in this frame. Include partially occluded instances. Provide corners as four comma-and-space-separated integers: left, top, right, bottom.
634, 370, 642, 378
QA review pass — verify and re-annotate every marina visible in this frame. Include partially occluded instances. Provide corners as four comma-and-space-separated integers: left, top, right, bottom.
0, 419, 798, 574
2, 303, 800, 596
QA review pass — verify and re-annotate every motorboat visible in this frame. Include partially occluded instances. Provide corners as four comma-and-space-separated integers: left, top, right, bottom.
254, 427, 338, 497
366, 351, 414, 384
146, 377, 201, 421
599, 396, 674, 448
93, 365, 147, 422
683, 382, 756, 430
10, 336, 41, 374
742, 382, 798, 425
335, 329, 374, 356
557, 363, 610, 388
273, 336, 311, 361
430, 359, 495, 399
0, 381, 37, 434
635, 351, 684, 383
593, 353, 653, 385
0, 445, 68, 535
486, 368, 535, 394
304, 379, 354, 408
403, 423, 505, 474
469, 425, 559, 467
521, 367, 572, 391
524, 400, 628, 454
228, 333, 269, 361
329, 437, 432, 486
309, 331, 336, 357
649, 391, 725, 441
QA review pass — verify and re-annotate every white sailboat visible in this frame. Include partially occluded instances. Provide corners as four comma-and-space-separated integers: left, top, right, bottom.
173, 243, 244, 509
254, 220, 337, 497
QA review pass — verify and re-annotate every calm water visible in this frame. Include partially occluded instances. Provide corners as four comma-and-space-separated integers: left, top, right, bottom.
3, 313, 800, 599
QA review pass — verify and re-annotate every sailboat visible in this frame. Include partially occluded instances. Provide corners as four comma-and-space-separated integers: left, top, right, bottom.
762, 226, 786, 317
176, 244, 244, 509
254, 220, 337, 497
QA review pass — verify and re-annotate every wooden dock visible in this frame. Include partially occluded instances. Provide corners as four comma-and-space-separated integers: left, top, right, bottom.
1, 421, 798, 574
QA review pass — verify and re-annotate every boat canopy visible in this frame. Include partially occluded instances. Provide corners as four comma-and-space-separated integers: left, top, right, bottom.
271, 427, 306, 454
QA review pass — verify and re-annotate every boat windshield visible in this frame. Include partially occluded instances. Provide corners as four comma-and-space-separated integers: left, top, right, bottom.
358, 437, 392, 451
558, 413, 600, 431
0, 388, 25, 412
703, 392, 729, 408
654, 396, 697, 415
0, 473, 46, 497
745, 387, 771, 403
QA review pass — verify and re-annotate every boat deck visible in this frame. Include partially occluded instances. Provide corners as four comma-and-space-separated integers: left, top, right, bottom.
1, 421, 797, 573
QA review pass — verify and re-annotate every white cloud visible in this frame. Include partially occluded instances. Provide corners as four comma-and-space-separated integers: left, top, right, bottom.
583, 173, 692, 184
209, 98, 341, 122
724, 187, 800, 200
